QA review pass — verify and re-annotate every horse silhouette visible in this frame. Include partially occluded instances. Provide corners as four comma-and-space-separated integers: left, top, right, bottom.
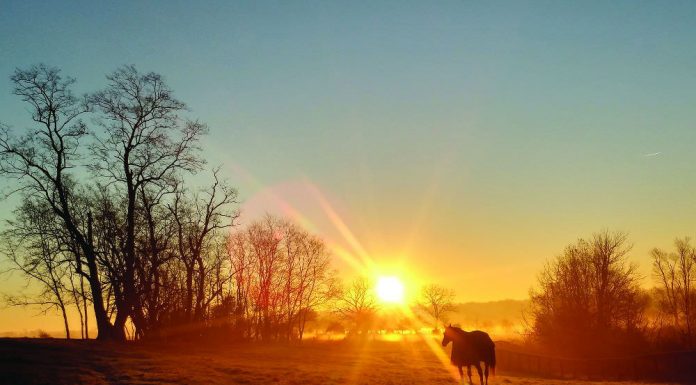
442, 325, 496, 385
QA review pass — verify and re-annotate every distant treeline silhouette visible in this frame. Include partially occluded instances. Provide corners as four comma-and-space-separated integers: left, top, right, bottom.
528, 230, 696, 358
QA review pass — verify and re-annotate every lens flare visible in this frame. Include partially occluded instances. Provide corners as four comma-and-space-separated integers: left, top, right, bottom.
228, 166, 460, 382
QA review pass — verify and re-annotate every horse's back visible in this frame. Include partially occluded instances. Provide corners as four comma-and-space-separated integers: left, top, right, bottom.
466, 330, 495, 363
450, 329, 495, 366
469, 330, 494, 348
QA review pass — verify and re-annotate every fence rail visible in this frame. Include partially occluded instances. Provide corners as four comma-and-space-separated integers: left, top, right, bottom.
496, 348, 696, 382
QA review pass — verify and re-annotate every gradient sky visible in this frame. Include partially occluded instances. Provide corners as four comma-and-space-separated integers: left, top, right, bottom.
2, 1, 696, 332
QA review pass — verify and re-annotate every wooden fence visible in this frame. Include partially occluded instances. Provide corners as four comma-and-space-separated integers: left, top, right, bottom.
496, 348, 696, 382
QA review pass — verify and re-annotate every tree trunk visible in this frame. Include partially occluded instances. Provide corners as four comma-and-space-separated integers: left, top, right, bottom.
59, 300, 70, 340
81, 274, 89, 339
86, 213, 124, 341
185, 264, 195, 321
195, 256, 206, 321
121, 182, 138, 337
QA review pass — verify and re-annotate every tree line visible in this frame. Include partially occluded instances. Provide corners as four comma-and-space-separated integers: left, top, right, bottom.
529, 230, 696, 357
0, 64, 337, 341
0, 64, 457, 342
6, 65, 692, 354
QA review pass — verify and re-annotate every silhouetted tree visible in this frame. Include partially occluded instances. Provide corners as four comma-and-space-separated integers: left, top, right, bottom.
89, 65, 207, 338
0, 64, 237, 341
1, 64, 349, 343
652, 237, 696, 347
0, 65, 118, 340
227, 215, 337, 340
529, 230, 647, 357
334, 277, 378, 334
2, 199, 74, 338
419, 283, 456, 331
325, 320, 345, 334
169, 169, 238, 323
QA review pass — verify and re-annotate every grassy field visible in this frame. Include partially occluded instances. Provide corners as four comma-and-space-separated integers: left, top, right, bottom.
0, 337, 676, 385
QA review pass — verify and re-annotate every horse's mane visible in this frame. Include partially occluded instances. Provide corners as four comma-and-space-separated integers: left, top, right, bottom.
446, 326, 467, 336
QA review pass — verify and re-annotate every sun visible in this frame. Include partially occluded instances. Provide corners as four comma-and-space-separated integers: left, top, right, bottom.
375, 276, 405, 304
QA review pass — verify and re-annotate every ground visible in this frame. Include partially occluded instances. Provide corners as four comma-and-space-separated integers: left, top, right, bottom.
0, 338, 676, 385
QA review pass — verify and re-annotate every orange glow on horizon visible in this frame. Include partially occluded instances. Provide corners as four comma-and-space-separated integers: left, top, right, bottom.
229, 165, 462, 381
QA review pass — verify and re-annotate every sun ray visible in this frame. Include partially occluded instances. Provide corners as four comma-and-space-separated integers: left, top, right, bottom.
228, 163, 376, 273
396, 303, 461, 382
399, 148, 459, 259
228, 164, 459, 382
304, 180, 376, 270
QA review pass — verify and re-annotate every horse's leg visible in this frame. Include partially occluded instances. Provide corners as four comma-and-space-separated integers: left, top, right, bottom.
483, 362, 489, 385
458, 366, 464, 384
467, 365, 473, 384
474, 362, 483, 385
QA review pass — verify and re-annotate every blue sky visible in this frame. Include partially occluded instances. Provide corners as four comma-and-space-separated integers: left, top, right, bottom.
2, 1, 696, 315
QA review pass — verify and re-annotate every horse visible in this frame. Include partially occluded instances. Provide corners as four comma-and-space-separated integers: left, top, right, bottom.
441, 325, 496, 385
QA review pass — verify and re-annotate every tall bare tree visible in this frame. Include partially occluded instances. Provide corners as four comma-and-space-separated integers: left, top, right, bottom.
227, 215, 337, 340
170, 169, 238, 323
0, 65, 118, 340
2, 199, 74, 338
419, 283, 456, 330
89, 65, 207, 336
334, 277, 378, 333
652, 237, 696, 346
530, 230, 647, 357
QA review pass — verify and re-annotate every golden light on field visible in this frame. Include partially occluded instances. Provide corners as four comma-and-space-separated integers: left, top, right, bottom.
231, 174, 462, 380
375, 276, 405, 304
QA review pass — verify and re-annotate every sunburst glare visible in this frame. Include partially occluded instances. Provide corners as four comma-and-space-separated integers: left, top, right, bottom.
375, 276, 405, 304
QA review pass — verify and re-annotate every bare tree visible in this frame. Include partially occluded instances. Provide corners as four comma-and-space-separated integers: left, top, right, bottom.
530, 230, 647, 357
228, 230, 253, 337
419, 284, 456, 331
134, 183, 175, 338
89, 65, 207, 336
66, 264, 90, 339
227, 215, 337, 340
0, 65, 118, 340
293, 236, 339, 339
652, 237, 696, 346
0, 64, 248, 342
334, 277, 378, 334
169, 169, 238, 323
2, 199, 74, 338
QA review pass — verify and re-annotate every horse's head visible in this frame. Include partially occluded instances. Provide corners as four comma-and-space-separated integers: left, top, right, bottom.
441, 324, 455, 347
